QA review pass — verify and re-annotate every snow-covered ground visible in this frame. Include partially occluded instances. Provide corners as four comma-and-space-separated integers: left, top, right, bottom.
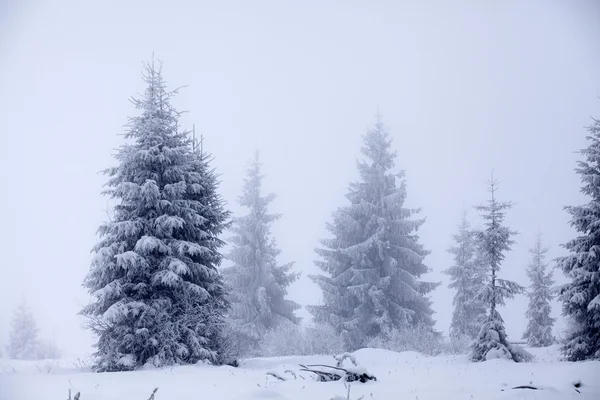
1, 346, 599, 400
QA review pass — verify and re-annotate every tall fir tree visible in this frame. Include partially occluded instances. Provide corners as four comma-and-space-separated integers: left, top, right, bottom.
7, 300, 39, 360
308, 119, 438, 350
81, 60, 230, 371
522, 234, 555, 347
470, 178, 529, 362
444, 211, 487, 340
556, 115, 600, 361
223, 152, 300, 353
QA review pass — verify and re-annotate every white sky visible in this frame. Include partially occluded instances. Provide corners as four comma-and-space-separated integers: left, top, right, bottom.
1, 0, 599, 356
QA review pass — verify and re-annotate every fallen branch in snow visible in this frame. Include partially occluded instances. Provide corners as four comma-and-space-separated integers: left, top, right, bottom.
305, 364, 349, 372
299, 366, 340, 382
299, 353, 375, 383
501, 380, 583, 394
512, 386, 538, 390
299, 364, 376, 383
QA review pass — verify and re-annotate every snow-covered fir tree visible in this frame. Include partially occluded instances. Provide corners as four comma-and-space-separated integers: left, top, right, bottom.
308, 119, 438, 350
222, 152, 300, 354
556, 115, 600, 361
470, 178, 529, 362
444, 211, 487, 340
81, 60, 230, 371
7, 301, 39, 360
522, 234, 555, 347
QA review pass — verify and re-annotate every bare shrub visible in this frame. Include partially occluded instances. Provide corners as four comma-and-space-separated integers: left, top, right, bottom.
258, 323, 344, 357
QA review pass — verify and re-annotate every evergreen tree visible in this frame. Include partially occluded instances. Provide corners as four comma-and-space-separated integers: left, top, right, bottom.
444, 211, 487, 340
308, 119, 438, 350
522, 234, 555, 347
223, 152, 300, 353
470, 178, 530, 362
7, 301, 39, 360
81, 60, 230, 371
556, 115, 600, 361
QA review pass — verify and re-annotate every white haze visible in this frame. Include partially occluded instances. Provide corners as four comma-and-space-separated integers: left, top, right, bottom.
0, 0, 599, 356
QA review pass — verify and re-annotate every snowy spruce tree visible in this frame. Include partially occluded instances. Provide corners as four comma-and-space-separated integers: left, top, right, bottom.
470, 178, 530, 362
81, 60, 230, 371
308, 119, 438, 350
444, 211, 487, 340
222, 152, 300, 354
7, 301, 39, 360
522, 234, 555, 347
556, 115, 600, 361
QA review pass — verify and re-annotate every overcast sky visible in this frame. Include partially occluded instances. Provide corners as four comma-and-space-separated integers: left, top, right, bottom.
1, 0, 599, 356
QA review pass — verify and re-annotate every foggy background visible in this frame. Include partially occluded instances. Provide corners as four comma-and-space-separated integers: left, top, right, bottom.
1, 0, 599, 356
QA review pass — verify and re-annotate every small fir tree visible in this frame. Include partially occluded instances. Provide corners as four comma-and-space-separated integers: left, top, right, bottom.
470, 177, 530, 362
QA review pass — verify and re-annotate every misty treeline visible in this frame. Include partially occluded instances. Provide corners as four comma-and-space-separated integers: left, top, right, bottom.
4, 300, 61, 360
14, 59, 591, 370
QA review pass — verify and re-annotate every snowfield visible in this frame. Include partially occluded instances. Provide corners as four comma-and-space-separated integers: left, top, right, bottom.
1, 346, 599, 400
